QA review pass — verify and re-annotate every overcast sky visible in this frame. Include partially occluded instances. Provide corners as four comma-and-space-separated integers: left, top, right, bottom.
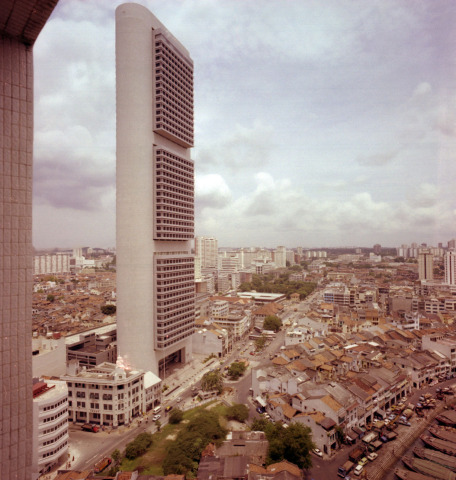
33, 0, 456, 250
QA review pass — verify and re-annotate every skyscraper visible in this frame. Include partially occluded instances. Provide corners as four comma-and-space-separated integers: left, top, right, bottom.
0, 2, 59, 478
195, 236, 218, 270
444, 249, 456, 285
274, 246, 287, 268
116, 3, 195, 376
418, 249, 434, 281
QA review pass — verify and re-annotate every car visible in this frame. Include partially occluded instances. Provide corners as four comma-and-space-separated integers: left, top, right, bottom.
358, 457, 368, 466
165, 405, 173, 412
384, 419, 390, 426
353, 465, 363, 476
312, 448, 323, 457
152, 414, 161, 421
388, 414, 396, 420
367, 452, 378, 461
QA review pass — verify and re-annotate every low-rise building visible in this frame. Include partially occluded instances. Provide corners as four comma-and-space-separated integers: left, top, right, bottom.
66, 329, 117, 368
62, 361, 145, 428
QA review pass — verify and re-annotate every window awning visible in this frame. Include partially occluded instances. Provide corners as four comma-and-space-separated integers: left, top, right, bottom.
352, 426, 363, 435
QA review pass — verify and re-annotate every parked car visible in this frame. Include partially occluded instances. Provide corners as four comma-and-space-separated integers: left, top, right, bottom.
353, 465, 363, 476
367, 452, 378, 461
312, 448, 323, 457
358, 457, 368, 467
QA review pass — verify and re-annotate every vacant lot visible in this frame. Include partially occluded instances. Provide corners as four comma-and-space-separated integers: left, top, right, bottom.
119, 401, 228, 475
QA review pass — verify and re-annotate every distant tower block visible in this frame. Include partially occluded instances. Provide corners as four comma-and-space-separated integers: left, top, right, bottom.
116, 3, 195, 376
445, 249, 456, 285
418, 249, 434, 281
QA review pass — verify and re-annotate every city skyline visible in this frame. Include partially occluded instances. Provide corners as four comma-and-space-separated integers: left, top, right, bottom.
33, 0, 456, 249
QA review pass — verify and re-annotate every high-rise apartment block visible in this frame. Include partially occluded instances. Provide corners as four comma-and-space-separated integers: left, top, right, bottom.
445, 249, 456, 286
34, 253, 70, 275
274, 246, 287, 268
195, 236, 218, 270
0, 2, 59, 478
116, 3, 195, 376
418, 249, 434, 281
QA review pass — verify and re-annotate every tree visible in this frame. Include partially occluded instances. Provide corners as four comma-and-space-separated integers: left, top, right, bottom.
227, 362, 247, 380
334, 425, 344, 447
252, 420, 314, 469
46, 294, 55, 302
162, 411, 227, 476
169, 408, 184, 424
111, 449, 121, 463
125, 432, 153, 459
255, 335, 267, 351
201, 370, 223, 393
263, 315, 282, 332
226, 404, 249, 422
101, 304, 117, 315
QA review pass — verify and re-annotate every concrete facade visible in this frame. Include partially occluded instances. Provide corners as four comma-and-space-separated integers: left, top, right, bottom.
116, 3, 195, 376
32, 380, 69, 479
62, 361, 145, 428
0, 2, 58, 478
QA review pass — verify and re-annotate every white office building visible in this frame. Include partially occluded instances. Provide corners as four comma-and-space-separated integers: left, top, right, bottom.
116, 3, 195, 376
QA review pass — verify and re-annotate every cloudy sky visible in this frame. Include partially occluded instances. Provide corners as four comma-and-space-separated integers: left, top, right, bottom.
33, 0, 456, 250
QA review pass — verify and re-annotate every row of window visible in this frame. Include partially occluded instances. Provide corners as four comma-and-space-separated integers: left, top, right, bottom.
155, 54, 193, 92
155, 120, 193, 148
155, 104, 193, 136
43, 408, 67, 423
155, 47, 193, 86
155, 232, 194, 240
157, 320, 195, 337
156, 91, 192, 117
156, 167, 193, 183
155, 63, 193, 106
157, 309, 195, 326
155, 71, 193, 106
41, 429, 67, 447
42, 398, 66, 411
155, 37, 193, 77
43, 418, 67, 436
155, 96, 193, 123
156, 176, 193, 193
156, 325, 194, 349
157, 263, 194, 272
41, 440, 67, 459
